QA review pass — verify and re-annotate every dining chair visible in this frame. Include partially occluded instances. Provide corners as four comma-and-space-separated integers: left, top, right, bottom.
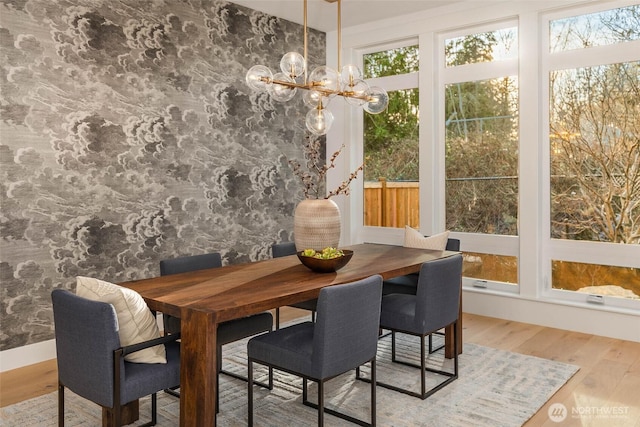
381, 238, 460, 295
248, 275, 383, 426
159, 252, 273, 408
271, 242, 318, 329
381, 238, 460, 353
160, 252, 224, 336
360, 254, 462, 399
51, 289, 181, 427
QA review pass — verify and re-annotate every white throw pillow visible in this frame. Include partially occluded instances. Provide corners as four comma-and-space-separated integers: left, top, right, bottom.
76, 276, 166, 364
403, 226, 451, 251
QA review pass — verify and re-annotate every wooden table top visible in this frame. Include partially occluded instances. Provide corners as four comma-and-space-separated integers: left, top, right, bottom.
121, 243, 458, 323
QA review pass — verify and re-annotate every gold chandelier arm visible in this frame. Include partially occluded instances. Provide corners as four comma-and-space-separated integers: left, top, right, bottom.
267, 77, 371, 101
337, 0, 341, 70
304, 0, 308, 84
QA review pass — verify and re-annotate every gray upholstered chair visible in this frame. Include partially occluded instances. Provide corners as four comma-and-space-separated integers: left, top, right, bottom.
381, 238, 461, 353
381, 237, 460, 296
51, 289, 181, 427
248, 275, 383, 426
159, 253, 273, 407
363, 254, 463, 399
271, 242, 318, 329
160, 252, 224, 336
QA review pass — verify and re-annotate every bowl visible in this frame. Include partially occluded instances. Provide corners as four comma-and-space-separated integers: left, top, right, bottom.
297, 250, 354, 273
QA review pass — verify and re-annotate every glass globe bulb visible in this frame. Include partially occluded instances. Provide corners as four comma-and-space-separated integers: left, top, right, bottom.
308, 66, 340, 95
280, 52, 306, 79
343, 79, 370, 106
303, 90, 329, 108
305, 107, 334, 135
268, 73, 297, 102
340, 64, 363, 87
363, 86, 389, 114
245, 65, 273, 91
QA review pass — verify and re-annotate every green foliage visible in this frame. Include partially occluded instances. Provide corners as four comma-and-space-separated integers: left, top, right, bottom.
363, 45, 418, 79
363, 46, 420, 181
445, 32, 496, 67
364, 89, 419, 181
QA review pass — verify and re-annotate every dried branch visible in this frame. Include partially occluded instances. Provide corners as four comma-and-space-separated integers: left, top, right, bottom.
288, 134, 364, 199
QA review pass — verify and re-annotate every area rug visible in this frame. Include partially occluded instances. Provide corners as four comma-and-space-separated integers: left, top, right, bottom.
1, 334, 578, 426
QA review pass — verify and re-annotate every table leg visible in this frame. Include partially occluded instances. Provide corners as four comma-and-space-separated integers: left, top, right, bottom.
102, 400, 138, 426
445, 287, 463, 359
180, 309, 218, 426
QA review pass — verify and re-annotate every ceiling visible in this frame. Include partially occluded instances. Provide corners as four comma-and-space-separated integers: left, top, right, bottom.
230, 0, 454, 32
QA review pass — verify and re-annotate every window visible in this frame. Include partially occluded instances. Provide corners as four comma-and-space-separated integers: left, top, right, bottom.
445, 77, 518, 236
445, 27, 518, 66
545, 4, 640, 304
441, 23, 519, 287
549, 4, 640, 52
362, 44, 419, 228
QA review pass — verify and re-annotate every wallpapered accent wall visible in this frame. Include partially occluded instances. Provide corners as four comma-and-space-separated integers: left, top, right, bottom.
0, 0, 325, 351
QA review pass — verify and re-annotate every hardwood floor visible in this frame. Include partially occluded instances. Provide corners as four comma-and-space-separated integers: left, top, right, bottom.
2, 309, 639, 426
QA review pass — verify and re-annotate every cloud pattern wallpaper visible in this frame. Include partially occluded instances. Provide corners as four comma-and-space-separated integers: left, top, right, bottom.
0, 0, 325, 351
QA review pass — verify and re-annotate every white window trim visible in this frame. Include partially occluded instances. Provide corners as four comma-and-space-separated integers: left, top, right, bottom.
438, 19, 521, 294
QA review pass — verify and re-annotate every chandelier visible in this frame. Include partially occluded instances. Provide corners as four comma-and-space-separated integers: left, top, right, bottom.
245, 0, 389, 136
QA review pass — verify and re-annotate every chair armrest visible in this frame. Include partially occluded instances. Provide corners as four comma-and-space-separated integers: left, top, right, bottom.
121, 332, 181, 357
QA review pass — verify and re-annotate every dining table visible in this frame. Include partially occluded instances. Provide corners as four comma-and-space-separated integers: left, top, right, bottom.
120, 242, 462, 426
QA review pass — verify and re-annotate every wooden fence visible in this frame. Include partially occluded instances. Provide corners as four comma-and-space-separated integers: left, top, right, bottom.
364, 178, 419, 228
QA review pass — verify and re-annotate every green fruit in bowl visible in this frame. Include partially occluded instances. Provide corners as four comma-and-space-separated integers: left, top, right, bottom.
315, 247, 344, 259
301, 247, 345, 259
302, 249, 316, 257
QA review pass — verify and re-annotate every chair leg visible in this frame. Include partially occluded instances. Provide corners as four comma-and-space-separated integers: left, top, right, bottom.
58, 383, 64, 427
453, 321, 459, 378
303, 377, 308, 401
421, 335, 426, 398
391, 331, 397, 362
150, 393, 157, 426
428, 331, 445, 354
164, 386, 180, 398
248, 359, 254, 426
113, 401, 121, 427
366, 327, 458, 400
306, 366, 375, 426
370, 358, 376, 427
219, 344, 273, 391
275, 307, 281, 330
318, 380, 324, 427
216, 364, 220, 414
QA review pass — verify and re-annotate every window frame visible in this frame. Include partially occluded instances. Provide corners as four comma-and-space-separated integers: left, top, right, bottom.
355, 37, 421, 244
540, 2, 640, 310
438, 19, 521, 294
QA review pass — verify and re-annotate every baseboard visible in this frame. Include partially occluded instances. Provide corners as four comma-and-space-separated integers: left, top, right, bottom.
0, 339, 56, 372
462, 289, 640, 343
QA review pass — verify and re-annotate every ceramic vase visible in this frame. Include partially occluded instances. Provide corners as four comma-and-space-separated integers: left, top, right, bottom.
294, 199, 341, 251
